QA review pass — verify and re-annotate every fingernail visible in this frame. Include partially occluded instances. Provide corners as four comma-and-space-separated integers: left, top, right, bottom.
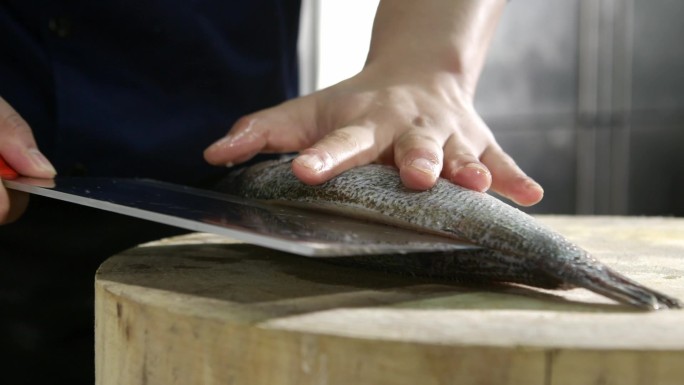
463, 162, 491, 176
408, 158, 437, 175
295, 154, 326, 173
526, 181, 544, 193
27, 148, 57, 175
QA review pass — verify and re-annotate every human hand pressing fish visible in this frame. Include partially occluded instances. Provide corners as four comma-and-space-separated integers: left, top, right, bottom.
204, 0, 544, 207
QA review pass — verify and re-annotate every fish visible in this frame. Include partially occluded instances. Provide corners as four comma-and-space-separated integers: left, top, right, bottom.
218, 157, 682, 310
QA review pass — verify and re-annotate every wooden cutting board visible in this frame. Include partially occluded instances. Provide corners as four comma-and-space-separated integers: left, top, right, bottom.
95, 216, 684, 385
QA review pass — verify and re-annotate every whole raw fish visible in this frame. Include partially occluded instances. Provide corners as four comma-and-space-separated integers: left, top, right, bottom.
219, 157, 682, 310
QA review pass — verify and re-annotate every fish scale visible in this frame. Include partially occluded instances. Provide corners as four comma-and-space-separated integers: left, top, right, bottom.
219, 157, 682, 310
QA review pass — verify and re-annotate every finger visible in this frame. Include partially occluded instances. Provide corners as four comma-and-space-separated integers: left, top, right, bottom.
393, 129, 446, 190
292, 124, 377, 185
204, 99, 314, 167
442, 134, 492, 193
0, 97, 56, 177
481, 145, 544, 206
204, 114, 269, 166
0, 185, 29, 225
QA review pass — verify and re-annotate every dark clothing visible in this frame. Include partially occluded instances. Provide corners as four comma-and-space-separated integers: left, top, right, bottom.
0, 197, 187, 384
1, 0, 300, 184
0, 1, 301, 383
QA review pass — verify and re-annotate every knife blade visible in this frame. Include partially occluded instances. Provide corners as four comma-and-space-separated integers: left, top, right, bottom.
2, 176, 476, 257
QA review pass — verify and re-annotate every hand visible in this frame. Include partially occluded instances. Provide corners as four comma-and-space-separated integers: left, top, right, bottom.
205, 0, 543, 206
204, 68, 542, 206
0, 97, 57, 224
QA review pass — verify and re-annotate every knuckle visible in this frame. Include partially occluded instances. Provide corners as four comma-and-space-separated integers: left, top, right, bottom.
325, 92, 374, 123
396, 130, 442, 151
232, 115, 257, 131
325, 129, 361, 151
410, 114, 436, 129
453, 152, 479, 163
444, 153, 479, 171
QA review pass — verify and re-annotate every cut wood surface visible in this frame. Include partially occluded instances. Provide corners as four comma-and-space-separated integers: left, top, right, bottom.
95, 216, 684, 385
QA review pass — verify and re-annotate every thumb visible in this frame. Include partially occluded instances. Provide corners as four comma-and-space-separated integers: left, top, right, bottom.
0, 97, 56, 178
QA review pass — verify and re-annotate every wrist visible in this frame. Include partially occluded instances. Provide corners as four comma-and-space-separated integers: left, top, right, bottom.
364, 0, 505, 98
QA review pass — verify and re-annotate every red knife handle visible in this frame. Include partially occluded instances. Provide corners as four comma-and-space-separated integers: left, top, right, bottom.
0, 155, 19, 180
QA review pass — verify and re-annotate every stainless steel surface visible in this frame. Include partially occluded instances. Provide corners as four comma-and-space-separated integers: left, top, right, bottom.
3, 177, 475, 257
632, 0, 684, 114
628, 0, 684, 216
474, 0, 683, 216
576, 0, 633, 215
476, 0, 579, 118
475, 0, 580, 215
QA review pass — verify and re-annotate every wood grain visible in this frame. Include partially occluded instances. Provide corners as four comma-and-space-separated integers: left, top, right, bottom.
95, 216, 684, 385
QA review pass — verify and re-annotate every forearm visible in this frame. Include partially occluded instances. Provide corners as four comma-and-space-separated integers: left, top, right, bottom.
365, 0, 506, 97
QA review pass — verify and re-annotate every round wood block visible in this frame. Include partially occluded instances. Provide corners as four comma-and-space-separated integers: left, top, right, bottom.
95, 216, 684, 385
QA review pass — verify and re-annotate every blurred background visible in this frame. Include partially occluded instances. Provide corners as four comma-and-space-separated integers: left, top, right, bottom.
298, 0, 684, 216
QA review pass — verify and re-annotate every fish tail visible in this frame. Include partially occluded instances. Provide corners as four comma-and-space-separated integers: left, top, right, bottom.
565, 262, 683, 310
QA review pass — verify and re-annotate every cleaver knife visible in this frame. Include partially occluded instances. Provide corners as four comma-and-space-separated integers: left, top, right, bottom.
2, 175, 476, 257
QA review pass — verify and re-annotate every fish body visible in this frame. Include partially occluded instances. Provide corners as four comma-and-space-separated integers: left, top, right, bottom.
219, 157, 682, 310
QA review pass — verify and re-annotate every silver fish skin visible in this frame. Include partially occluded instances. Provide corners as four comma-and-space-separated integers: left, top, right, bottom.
219, 157, 682, 310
